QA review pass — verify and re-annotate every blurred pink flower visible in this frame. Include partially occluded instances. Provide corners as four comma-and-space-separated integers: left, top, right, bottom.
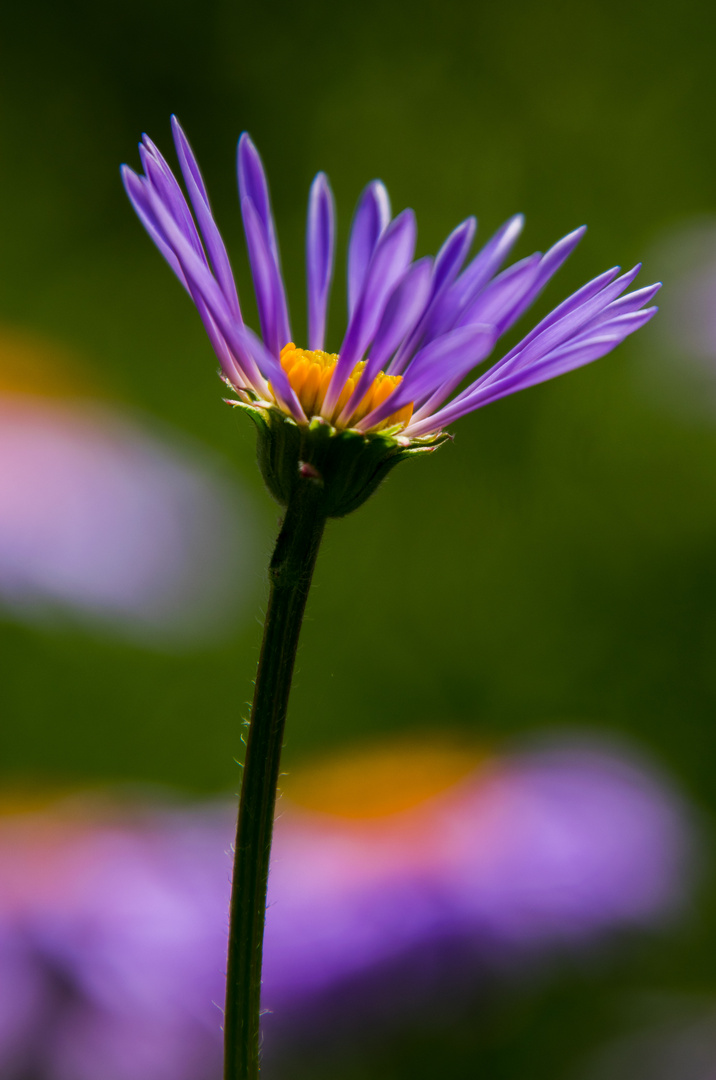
0, 393, 254, 644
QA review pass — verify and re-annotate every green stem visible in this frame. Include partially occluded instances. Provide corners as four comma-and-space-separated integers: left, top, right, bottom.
224, 475, 327, 1080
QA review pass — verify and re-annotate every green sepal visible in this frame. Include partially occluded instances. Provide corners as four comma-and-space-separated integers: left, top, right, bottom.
229, 400, 449, 518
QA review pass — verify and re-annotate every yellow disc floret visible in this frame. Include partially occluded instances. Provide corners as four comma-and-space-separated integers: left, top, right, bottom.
275, 343, 413, 431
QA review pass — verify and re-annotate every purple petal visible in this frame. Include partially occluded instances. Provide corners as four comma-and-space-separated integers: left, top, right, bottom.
171, 116, 241, 320
123, 166, 247, 384
456, 254, 542, 332
170, 120, 209, 203
494, 265, 623, 368
367, 257, 434, 373
431, 217, 477, 298
402, 324, 497, 402
237, 133, 279, 264
241, 196, 290, 358
423, 214, 526, 343
407, 323, 498, 420
139, 139, 206, 263
390, 216, 523, 376
324, 209, 416, 416
498, 225, 587, 333
381, 216, 475, 374
195, 306, 248, 386
237, 134, 291, 352
406, 306, 656, 437
358, 325, 496, 431
568, 307, 658, 348
484, 264, 643, 386
586, 282, 662, 326
347, 181, 391, 319
467, 310, 657, 411
306, 172, 336, 352
228, 323, 306, 421
122, 166, 190, 290
337, 258, 433, 425
452, 214, 526, 307
141, 181, 269, 394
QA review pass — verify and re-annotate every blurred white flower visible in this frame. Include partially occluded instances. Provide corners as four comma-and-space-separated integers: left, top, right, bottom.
637, 218, 716, 419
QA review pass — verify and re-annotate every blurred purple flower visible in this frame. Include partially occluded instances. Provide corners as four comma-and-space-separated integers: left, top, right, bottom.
123, 119, 658, 441
0, 796, 229, 1080
0, 393, 254, 644
263, 741, 690, 1011
0, 738, 691, 1078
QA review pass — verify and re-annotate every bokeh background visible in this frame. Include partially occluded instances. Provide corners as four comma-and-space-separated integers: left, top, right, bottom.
1, 0, 716, 1076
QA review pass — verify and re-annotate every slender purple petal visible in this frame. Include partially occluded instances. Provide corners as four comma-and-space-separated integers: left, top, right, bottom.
493, 266, 623, 369
242, 196, 289, 358
423, 214, 526, 344
401, 324, 496, 400
324, 209, 416, 416
453, 214, 526, 307
456, 255, 542, 332
237, 134, 291, 352
122, 166, 190, 291
140, 140, 206, 263
171, 116, 241, 320
134, 146, 286, 400
237, 133, 279, 264
228, 323, 306, 421
389, 218, 514, 378
587, 282, 662, 325
367, 257, 434, 373
123, 167, 247, 385
405, 306, 657, 437
467, 310, 658, 411
170, 121, 209, 204
141, 181, 271, 394
381, 217, 476, 378
568, 307, 658, 348
306, 172, 336, 352
347, 181, 391, 319
431, 217, 477, 298
337, 258, 433, 425
499, 225, 587, 333
483, 264, 643, 386
408, 324, 498, 420
358, 325, 496, 430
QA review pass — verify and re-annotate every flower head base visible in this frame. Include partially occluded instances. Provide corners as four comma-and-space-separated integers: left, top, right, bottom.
122, 118, 660, 514
237, 398, 445, 518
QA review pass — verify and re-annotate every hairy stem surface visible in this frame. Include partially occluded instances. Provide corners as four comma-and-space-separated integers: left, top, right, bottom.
224, 478, 327, 1080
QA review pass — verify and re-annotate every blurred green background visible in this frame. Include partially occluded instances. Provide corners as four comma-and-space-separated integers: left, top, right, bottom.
1, 0, 716, 1075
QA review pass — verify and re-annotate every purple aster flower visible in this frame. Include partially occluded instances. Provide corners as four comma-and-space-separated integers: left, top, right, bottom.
122, 118, 658, 449
120, 122, 667, 1080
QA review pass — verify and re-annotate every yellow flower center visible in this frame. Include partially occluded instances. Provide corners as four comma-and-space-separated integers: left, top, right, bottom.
276, 343, 413, 431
